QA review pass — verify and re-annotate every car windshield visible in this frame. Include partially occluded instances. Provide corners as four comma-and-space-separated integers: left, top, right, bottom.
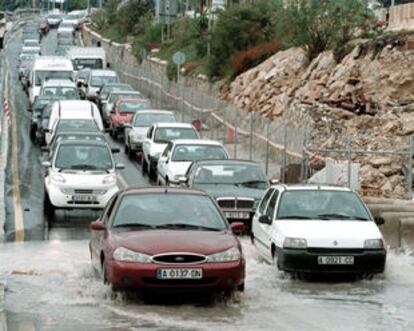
55, 144, 113, 171
48, 15, 60, 19
91, 75, 119, 87
109, 92, 138, 103
56, 119, 99, 132
35, 70, 73, 86
42, 87, 78, 99
193, 163, 268, 188
154, 127, 198, 143
172, 145, 227, 162
73, 59, 103, 71
22, 48, 39, 54
133, 113, 175, 126
118, 100, 151, 113
112, 194, 227, 231
277, 190, 371, 221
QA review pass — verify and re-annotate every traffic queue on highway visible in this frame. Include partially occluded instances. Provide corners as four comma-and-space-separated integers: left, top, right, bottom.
14, 13, 388, 295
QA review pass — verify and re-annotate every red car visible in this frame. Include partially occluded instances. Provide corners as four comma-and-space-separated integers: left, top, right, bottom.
109, 98, 151, 139
89, 187, 245, 293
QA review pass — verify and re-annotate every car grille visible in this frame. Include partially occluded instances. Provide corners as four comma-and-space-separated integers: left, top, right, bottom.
306, 248, 365, 254
152, 253, 207, 264
217, 198, 254, 210
74, 189, 94, 194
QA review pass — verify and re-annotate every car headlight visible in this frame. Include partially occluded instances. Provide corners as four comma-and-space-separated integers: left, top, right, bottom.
207, 246, 241, 263
283, 237, 307, 249
364, 239, 384, 249
102, 174, 116, 185
113, 247, 152, 263
51, 173, 66, 183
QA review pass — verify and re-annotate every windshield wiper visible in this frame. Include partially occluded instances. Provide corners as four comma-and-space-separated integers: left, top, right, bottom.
238, 180, 267, 187
155, 223, 222, 231
278, 216, 312, 220
317, 213, 369, 221
113, 223, 155, 229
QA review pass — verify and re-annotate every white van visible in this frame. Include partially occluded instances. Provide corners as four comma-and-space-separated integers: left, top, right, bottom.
65, 47, 107, 73
28, 56, 74, 105
46, 100, 104, 145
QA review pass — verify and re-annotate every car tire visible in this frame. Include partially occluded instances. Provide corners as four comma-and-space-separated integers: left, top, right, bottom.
30, 125, 36, 142
141, 156, 148, 175
124, 144, 129, 154
43, 191, 55, 217
113, 129, 118, 140
148, 161, 156, 180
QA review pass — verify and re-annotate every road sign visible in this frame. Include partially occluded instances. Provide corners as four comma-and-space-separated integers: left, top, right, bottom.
172, 51, 186, 66
156, 0, 177, 25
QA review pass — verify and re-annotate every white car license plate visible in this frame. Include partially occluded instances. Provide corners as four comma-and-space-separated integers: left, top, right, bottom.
157, 268, 203, 280
224, 211, 250, 219
318, 256, 354, 265
72, 195, 96, 202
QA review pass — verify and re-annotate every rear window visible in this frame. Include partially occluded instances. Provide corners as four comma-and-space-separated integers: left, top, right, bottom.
57, 119, 99, 132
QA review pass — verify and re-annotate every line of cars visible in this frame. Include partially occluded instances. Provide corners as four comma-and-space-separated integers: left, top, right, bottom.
16, 17, 387, 295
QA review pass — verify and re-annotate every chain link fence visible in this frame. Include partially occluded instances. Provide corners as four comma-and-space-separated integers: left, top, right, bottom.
112, 61, 305, 181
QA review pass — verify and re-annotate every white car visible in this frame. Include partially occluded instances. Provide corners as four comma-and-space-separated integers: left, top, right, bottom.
40, 79, 79, 99
42, 140, 123, 215
125, 110, 176, 159
85, 69, 120, 102
156, 139, 229, 186
22, 39, 41, 55
141, 123, 199, 179
251, 184, 386, 276
45, 100, 104, 145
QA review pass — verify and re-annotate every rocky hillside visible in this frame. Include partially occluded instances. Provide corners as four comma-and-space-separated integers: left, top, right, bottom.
223, 33, 414, 198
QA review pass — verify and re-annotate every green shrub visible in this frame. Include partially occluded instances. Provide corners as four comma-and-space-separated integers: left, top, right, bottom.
117, 0, 153, 36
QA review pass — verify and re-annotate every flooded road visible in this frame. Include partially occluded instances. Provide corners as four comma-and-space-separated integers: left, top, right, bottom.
1, 239, 414, 331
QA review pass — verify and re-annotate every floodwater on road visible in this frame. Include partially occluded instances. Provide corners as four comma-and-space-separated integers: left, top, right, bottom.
1, 239, 414, 331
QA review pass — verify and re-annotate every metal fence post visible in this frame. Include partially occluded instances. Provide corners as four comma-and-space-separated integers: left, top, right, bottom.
347, 135, 352, 189
249, 112, 253, 160
222, 105, 227, 145
301, 124, 308, 182
233, 109, 238, 159
282, 124, 288, 183
407, 136, 413, 200
265, 117, 270, 176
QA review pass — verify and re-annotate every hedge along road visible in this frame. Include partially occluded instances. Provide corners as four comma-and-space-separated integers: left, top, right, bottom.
3, 27, 150, 242
1, 21, 414, 331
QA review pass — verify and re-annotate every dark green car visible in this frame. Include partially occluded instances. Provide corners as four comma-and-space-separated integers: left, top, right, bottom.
182, 159, 271, 229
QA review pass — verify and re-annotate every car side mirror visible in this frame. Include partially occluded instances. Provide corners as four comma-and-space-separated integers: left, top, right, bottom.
258, 215, 272, 225
374, 216, 385, 226
27, 107, 32, 112
231, 222, 244, 235
177, 176, 188, 186
90, 221, 106, 231
43, 128, 50, 133
115, 163, 125, 170
42, 161, 51, 168
111, 147, 120, 153
110, 110, 115, 114
41, 146, 50, 152
269, 179, 279, 185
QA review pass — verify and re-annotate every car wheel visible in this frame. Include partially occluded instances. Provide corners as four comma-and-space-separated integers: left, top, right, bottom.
101, 259, 109, 285
43, 191, 55, 217
30, 125, 36, 142
113, 129, 118, 140
237, 282, 245, 292
124, 144, 128, 154
127, 147, 134, 160
141, 156, 148, 175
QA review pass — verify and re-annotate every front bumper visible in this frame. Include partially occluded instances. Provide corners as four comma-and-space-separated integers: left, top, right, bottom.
278, 248, 386, 274
106, 259, 245, 290
47, 184, 119, 209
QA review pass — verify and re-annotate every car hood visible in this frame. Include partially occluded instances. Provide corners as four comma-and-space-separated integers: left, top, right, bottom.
130, 127, 148, 136
51, 171, 116, 189
169, 161, 192, 178
276, 220, 383, 248
193, 184, 265, 200
111, 230, 237, 256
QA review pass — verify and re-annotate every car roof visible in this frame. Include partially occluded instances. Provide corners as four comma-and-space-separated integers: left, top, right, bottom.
90, 69, 118, 76
172, 139, 223, 146
42, 79, 76, 87
102, 83, 130, 88
191, 159, 259, 167
58, 139, 108, 147
271, 184, 352, 192
154, 122, 194, 129
115, 98, 148, 103
134, 109, 174, 115
119, 186, 209, 197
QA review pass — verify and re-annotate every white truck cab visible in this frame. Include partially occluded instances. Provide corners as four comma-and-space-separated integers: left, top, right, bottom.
65, 47, 107, 74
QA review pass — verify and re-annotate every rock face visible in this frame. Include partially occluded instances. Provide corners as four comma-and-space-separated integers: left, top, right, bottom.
223, 34, 414, 199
